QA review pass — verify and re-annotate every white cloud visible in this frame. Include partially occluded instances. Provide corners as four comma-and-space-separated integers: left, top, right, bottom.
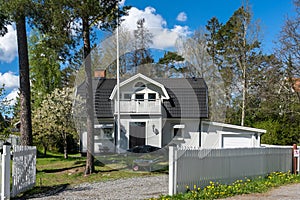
0, 72, 19, 89
120, 6, 191, 49
5, 88, 19, 106
0, 25, 18, 63
119, 0, 126, 7
176, 12, 187, 22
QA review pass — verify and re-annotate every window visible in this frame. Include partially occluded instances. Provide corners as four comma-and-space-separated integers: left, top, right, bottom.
174, 128, 183, 137
103, 128, 113, 141
173, 124, 185, 138
148, 93, 156, 101
123, 93, 131, 100
135, 94, 144, 101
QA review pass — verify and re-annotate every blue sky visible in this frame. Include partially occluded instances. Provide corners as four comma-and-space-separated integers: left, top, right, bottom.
0, 0, 296, 105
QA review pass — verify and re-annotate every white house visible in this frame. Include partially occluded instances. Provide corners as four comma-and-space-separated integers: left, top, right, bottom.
76, 72, 266, 154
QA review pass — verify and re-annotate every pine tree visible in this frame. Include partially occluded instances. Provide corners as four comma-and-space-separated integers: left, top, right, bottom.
0, 0, 34, 145
132, 18, 154, 69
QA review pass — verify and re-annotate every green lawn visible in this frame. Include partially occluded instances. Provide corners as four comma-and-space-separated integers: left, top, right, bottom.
19, 152, 167, 198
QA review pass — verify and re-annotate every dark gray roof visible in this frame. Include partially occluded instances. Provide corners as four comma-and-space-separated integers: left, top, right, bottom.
77, 77, 208, 119
157, 78, 208, 118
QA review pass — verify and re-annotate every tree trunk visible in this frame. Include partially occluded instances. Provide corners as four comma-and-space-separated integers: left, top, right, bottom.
43, 144, 47, 157
64, 138, 68, 159
241, 66, 246, 126
16, 14, 33, 146
83, 16, 94, 175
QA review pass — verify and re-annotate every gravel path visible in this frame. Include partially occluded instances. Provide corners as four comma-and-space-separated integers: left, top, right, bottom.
26, 176, 300, 200
28, 175, 169, 200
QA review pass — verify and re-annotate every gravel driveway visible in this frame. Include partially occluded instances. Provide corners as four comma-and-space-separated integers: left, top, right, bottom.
28, 175, 169, 200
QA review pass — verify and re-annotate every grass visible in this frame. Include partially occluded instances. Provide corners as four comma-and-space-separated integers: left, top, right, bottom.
150, 171, 300, 200
18, 151, 168, 198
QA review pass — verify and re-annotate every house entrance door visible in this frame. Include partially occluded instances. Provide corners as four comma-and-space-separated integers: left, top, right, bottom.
129, 122, 146, 148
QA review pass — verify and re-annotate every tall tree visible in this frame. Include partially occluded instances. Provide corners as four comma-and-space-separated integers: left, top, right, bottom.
206, 5, 262, 126
29, 30, 62, 109
158, 51, 184, 77
0, 0, 34, 145
278, 0, 300, 78
132, 18, 154, 69
29, 0, 129, 174
67, 0, 129, 175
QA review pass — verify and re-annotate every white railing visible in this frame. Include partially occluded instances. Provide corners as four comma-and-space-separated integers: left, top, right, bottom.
1, 145, 36, 200
169, 146, 294, 195
115, 100, 161, 114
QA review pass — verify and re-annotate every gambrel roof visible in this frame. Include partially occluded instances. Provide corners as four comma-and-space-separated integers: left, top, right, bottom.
77, 74, 209, 119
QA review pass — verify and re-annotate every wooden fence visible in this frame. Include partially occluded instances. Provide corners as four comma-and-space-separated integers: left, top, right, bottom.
169, 146, 295, 195
1, 145, 36, 200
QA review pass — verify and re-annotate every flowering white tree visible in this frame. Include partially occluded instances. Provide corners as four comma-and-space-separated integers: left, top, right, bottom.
32, 87, 78, 158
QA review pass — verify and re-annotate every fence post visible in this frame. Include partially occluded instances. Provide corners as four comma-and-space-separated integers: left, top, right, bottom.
292, 144, 298, 174
1, 145, 11, 200
169, 146, 176, 195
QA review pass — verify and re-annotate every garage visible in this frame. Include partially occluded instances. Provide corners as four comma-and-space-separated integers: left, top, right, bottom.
201, 121, 266, 148
222, 134, 252, 148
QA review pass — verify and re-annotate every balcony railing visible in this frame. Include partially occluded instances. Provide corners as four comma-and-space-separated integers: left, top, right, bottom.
114, 100, 161, 114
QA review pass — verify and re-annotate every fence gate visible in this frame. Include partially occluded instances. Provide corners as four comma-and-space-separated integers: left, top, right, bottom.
11, 145, 36, 198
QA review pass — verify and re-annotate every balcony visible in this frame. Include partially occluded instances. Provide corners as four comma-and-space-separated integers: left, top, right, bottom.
114, 100, 161, 114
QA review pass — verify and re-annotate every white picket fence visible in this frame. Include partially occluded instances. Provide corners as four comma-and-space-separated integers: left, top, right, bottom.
169, 146, 295, 195
1, 145, 36, 200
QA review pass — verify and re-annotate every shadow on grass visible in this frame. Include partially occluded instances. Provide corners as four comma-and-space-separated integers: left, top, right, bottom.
38, 164, 86, 173
14, 184, 69, 200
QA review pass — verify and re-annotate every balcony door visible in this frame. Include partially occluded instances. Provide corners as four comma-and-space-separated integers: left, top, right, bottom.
129, 122, 146, 148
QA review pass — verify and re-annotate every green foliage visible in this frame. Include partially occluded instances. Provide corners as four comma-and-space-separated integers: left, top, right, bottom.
205, 5, 263, 126
151, 172, 300, 200
0, 85, 13, 139
0, 8, 10, 36
253, 120, 282, 144
29, 30, 62, 109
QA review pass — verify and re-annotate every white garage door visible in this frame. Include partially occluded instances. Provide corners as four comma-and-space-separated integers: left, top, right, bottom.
222, 135, 252, 148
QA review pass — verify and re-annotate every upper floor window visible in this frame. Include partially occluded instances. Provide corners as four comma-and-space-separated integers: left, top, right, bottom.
135, 94, 144, 101
123, 93, 131, 100
148, 93, 156, 101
